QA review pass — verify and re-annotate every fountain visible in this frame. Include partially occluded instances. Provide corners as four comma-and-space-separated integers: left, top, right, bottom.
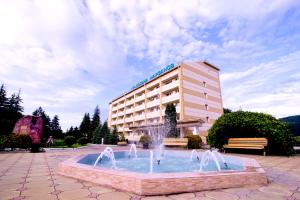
212, 149, 228, 169
59, 123, 267, 195
128, 143, 137, 158
190, 149, 201, 161
93, 147, 116, 168
149, 150, 153, 173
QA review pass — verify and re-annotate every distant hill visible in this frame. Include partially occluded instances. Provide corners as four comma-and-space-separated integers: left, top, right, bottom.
280, 115, 300, 136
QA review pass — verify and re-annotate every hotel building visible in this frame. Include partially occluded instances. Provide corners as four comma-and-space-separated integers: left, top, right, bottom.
108, 61, 223, 143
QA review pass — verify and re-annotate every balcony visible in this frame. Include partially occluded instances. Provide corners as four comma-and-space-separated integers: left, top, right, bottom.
162, 93, 179, 104
135, 94, 145, 102
111, 113, 118, 118
117, 111, 125, 117
112, 106, 118, 112
135, 114, 144, 121
147, 110, 160, 119
123, 127, 130, 132
135, 104, 145, 111
125, 107, 134, 114
116, 119, 124, 124
124, 117, 134, 123
146, 99, 160, 108
161, 80, 179, 92
117, 103, 125, 109
147, 88, 160, 97
126, 99, 134, 106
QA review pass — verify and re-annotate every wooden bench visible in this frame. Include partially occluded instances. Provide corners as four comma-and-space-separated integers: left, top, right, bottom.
163, 138, 188, 148
223, 138, 268, 156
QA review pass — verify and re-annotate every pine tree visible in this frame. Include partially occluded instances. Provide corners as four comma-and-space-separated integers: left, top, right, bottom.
32, 107, 51, 140
50, 115, 63, 139
0, 84, 8, 110
101, 121, 110, 144
165, 103, 178, 138
0, 85, 23, 136
92, 125, 101, 144
91, 106, 101, 135
110, 126, 119, 145
79, 113, 91, 140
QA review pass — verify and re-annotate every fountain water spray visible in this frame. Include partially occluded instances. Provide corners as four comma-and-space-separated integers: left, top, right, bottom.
199, 150, 221, 171
149, 150, 153, 173
212, 149, 228, 169
129, 144, 137, 158
190, 149, 201, 161
94, 147, 116, 168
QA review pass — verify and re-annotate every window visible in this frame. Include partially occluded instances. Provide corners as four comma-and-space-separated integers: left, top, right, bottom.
206, 116, 209, 123
205, 104, 208, 110
204, 92, 208, 99
203, 81, 207, 87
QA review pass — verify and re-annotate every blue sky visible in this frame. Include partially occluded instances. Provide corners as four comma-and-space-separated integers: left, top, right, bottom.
0, 0, 300, 130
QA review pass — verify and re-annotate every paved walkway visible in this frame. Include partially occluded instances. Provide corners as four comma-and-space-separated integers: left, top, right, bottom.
0, 146, 300, 200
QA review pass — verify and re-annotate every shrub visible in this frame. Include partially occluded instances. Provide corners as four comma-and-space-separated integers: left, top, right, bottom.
207, 111, 295, 156
295, 136, 300, 146
139, 135, 151, 145
1, 134, 32, 150
52, 139, 65, 147
77, 137, 88, 145
17, 134, 32, 149
2, 135, 18, 149
186, 135, 202, 149
64, 136, 76, 147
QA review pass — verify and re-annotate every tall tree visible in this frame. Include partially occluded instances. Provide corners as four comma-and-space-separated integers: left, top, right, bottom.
79, 113, 91, 140
223, 108, 232, 114
32, 107, 51, 140
0, 85, 23, 136
0, 84, 7, 110
110, 126, 119, 145
91, 106, 101, 135
164, 103, 178, 138
101, 121, 110, 144
50, 115, 63, 139
92, 125, 102, 144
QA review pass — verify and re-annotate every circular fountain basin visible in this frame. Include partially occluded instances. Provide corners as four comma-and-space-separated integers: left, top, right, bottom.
78, 150, 243, 173
58, 150, 268, 195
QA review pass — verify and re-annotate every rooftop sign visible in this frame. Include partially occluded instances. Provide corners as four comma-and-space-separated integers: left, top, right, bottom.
131, 63, 175, 90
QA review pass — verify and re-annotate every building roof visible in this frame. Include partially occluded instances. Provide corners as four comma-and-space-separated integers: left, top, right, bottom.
109, 60, 220, 103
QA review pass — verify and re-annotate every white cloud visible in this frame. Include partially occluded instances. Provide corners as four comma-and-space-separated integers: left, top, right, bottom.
0, 0, 299, 129
221, 51, 300, 118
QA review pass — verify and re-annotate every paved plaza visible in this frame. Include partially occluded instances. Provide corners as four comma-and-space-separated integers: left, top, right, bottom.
0, 146, 300, 200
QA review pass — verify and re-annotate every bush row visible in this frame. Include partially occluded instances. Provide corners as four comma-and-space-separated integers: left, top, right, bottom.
0, 134, 32, 149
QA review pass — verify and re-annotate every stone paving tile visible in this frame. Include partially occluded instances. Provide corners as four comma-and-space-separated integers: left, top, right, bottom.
0, 149, 300, 200
141, 195, 171, 200
167, 192, 195, 200
205, 191, 239, 200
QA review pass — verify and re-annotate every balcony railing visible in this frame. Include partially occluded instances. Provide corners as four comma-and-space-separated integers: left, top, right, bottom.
125, 107, 134, 114
162, 93, 179, 104
124, 117, 134, 123
147, 110, 160, 119
146, 99, 160, 108
135, 94, 145, 102
161, 80, 179, 92
135, 104, 145, 111
147, 88, 160, 97
126, 99, 134, 106
117, 111, 125, 117
134, 114, 144, 121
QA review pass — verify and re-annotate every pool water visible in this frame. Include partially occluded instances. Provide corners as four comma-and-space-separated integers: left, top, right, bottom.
78, 150, 244, 173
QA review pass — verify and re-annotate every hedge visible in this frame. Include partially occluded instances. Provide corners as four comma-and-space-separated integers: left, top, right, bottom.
64, 136, 76, 147
185, 135, 202, 149
207, 111, 295, 156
